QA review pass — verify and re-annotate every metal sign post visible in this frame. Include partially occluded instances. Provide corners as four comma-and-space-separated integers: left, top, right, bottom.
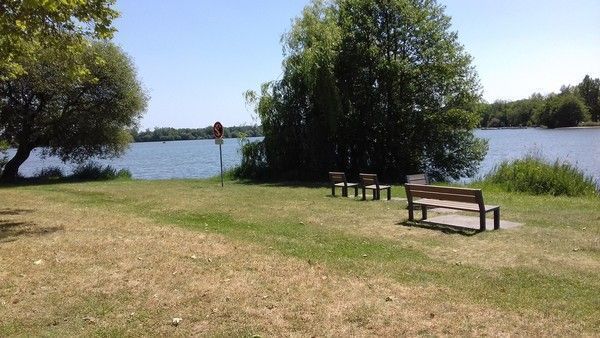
213, 122, 224, 187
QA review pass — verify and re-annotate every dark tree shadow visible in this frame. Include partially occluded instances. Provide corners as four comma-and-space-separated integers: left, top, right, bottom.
0, 208, 35, 216
398, 220, 481, 236
234, 179, 327, 189
0, 208, 64, 243
0, 219, 63, 243
0, 177, 110, 189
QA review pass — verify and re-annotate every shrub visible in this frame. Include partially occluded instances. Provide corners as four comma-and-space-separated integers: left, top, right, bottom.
71, 162, 132, 180
579, 121, 600, 127
485, 156, 598, 197
36, 166, 65, 179
232, 140, 269, 179
535, 94, 590, 128
0, 140, 8, 173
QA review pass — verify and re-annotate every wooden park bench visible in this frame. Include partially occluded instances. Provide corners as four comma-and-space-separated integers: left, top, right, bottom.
329, 172, 358, 197
404, 184, 500, 231
406, 173, 429, 185
359, 173, 391, 200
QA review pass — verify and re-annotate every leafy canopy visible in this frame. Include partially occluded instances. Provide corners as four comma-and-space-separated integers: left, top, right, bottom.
535, 93, 589, 129
243, 0, 486, 181
0, 0, 118, 79
0, 41, 147, 180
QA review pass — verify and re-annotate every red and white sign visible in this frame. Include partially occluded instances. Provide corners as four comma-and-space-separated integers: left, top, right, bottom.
213, 121, 224, 139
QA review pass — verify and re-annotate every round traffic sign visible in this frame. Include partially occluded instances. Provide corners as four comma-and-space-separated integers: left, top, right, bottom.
213, 121, 224, 139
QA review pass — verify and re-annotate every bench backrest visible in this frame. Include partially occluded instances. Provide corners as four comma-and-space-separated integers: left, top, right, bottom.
406, 173, 428, 185
405, 184, 484, 208
359, 173, 380, 187
329, 171, 348, 185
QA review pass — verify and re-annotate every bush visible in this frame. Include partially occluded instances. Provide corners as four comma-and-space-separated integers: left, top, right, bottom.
71, 162, 132, 180
36, 166, 65, 179
232, 140, 269, 179
579, 121, 600, 127
0, 140, 8, 173
536, 94, 590, 128
485, 156, 598, 197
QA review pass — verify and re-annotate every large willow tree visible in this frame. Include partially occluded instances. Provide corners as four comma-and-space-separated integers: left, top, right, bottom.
246, 0, 487, 181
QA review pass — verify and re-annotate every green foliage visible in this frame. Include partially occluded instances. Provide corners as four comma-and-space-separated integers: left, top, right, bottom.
478, 75, 599, 128
535, 93, 589, 128
36, 166, 65, 179
0, 0, 119, 80
71, 162, 132, 181
485, 156, 598, 197
232, 140, 269, 179
244, 0, 486, 181
579, 121, 600, 127
479, 95, 544, 128
577, 75, 600, 122
133, 125, 263, 142
0, 140, 8, 171
0, 41, 147, 180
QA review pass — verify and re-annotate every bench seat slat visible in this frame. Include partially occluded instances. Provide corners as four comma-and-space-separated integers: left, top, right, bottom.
409, 190, 479, 204
364, 184, 391, 189
413, 198, 499, 212
334, 182, 358, 187
408, 184, 481, 195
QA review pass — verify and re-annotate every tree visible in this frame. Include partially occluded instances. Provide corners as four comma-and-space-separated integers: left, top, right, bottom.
0, 0, 118, 80
244, 0, 486, 182
536, 93, 589, 128
0, 41, 147, 180
0, 140, 8, 172
577, 75, 600, 122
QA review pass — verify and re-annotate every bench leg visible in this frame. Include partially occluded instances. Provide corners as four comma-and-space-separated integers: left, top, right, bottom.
342, 186, 348, 197
421, 205, 427, 220
373, 189, 378, 200
354, 186, 358, 197
480, 212, 486, 231
331, 186, 335, 197
408, 203, 414, 221
362, 187, 366, 200
387, 188, 391, 200
494, 209, 500, 230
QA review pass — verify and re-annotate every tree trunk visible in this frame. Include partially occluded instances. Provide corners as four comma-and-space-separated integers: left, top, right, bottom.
0, 144, 33, 181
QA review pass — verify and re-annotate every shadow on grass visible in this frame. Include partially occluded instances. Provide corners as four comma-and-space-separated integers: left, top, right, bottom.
0, 219, 63, 243
0, 208, 35, 216
231, 178, 327, 189
0, 177, 131, 189
398, 220, 481, 236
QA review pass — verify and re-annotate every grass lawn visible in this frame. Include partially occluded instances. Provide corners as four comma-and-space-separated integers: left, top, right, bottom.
0, 178, 598, 336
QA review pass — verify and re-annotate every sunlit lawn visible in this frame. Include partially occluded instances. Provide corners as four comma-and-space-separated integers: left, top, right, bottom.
0, 178, 598, 336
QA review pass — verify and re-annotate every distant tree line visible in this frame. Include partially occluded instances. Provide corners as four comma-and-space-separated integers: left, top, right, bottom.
479, 75, 600, 128
132, 125, 263, 142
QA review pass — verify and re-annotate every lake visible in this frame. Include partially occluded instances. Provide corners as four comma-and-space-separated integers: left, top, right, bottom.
6, 128, 600, 182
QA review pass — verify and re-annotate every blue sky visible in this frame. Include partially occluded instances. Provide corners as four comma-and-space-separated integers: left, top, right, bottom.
113, 1, 600, 130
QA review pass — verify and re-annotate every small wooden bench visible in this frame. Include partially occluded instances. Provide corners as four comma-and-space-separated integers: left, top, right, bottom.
329, 172, 358, 197
405, 184, 500, 231
406, 173, 429, 185
359, 173, 391, 200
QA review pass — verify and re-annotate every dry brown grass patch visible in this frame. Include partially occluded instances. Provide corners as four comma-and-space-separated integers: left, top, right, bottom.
0, 184, 597, 336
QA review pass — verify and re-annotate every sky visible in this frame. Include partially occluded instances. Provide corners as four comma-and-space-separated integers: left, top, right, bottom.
113, 0, 600, 130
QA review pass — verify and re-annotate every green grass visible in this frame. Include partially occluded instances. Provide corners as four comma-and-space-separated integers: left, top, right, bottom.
1, 178, 599, 335
484, 155, 599, 197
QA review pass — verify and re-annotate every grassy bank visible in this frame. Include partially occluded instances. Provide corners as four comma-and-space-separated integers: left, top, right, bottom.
0, 179, 598, 336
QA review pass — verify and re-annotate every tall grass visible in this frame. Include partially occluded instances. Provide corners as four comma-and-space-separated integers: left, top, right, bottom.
71, 162, 132, 180
485, 155, 598, 197
36, 166, 65, 179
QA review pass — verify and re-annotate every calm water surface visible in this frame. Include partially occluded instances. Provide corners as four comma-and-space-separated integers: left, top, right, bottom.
8, 129, 600, 182
474, 128, 599, 182
9, 138, 256, 180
